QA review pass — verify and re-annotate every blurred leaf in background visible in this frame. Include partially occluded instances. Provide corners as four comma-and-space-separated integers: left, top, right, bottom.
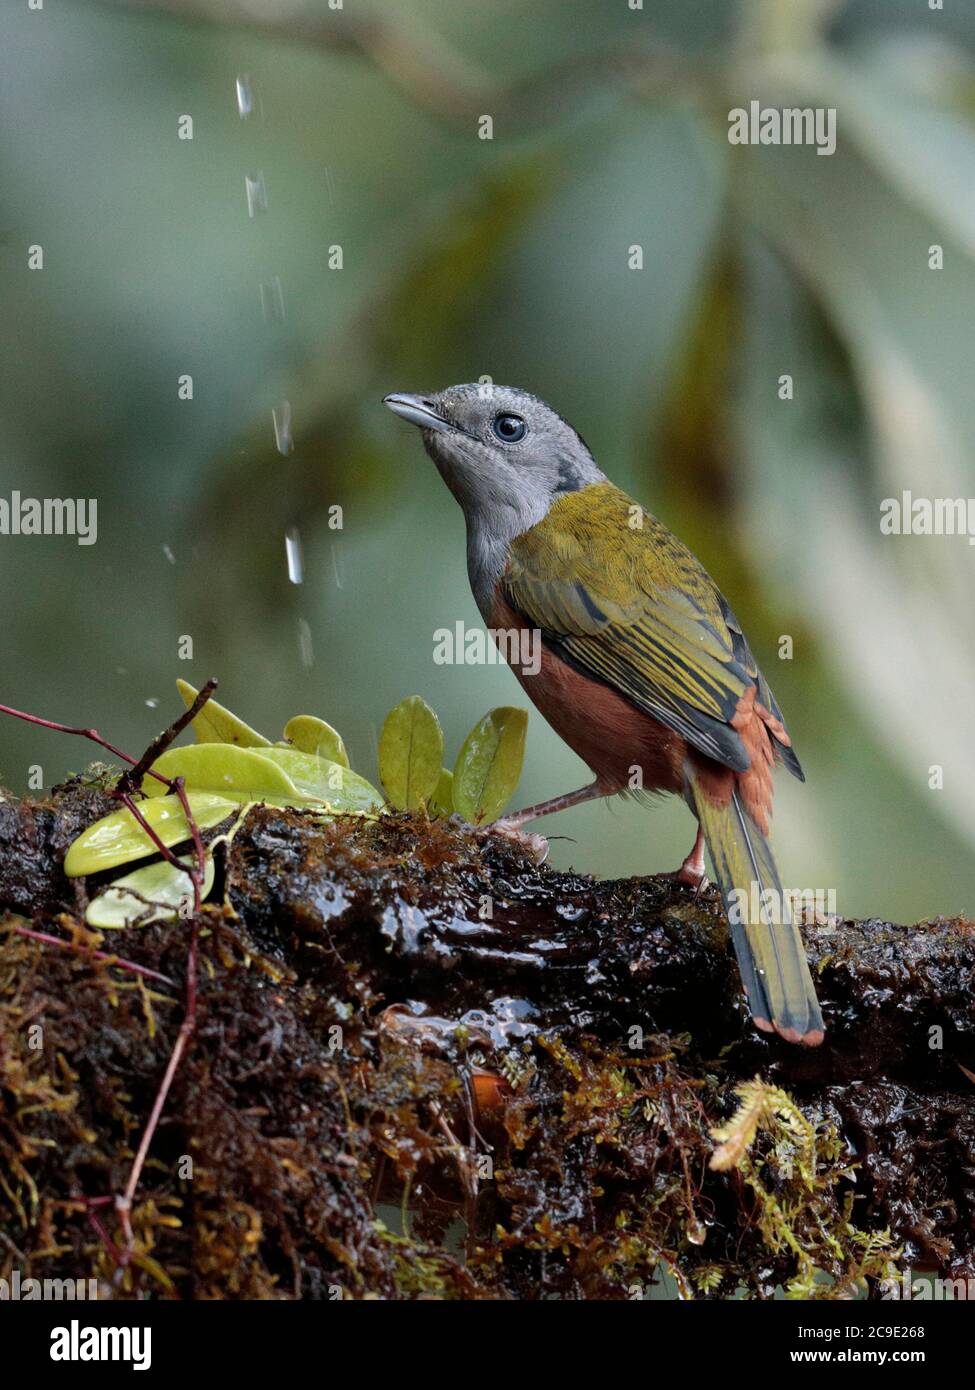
1, 0, 973, 921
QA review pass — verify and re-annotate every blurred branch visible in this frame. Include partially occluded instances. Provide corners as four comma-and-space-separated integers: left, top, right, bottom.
736, 0, 843, 58
94, 0, 694, 129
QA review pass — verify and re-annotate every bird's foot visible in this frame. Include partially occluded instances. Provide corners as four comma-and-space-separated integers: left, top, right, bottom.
658, 828, 710, 894
480, 818, 550, 865
677, 864, 711, 894
659, 865, 711, 894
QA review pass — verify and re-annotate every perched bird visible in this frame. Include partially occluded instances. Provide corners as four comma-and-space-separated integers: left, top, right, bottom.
384, 384, 824, 1046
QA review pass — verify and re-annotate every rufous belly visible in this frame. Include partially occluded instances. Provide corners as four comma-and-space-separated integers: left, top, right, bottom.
487, 593, 687, 798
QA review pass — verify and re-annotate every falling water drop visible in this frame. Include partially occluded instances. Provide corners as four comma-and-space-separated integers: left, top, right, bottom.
331, 542, 344, 590
285, 527, 304, 584
162, 544, 175, 564
297, 618, 314, 668
145, 697, 159, 709
245, 171, 268, 218
272, 402, 294, 456
235, 74, 254, 119
260, 276, 286, 323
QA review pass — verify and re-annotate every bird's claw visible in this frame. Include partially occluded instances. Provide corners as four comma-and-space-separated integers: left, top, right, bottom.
480, 819, 550, 865
660, 867, 711, 894
681, 868, 710, 895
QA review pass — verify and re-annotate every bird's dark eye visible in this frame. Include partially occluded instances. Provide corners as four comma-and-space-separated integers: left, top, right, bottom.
492, 413, 527, 443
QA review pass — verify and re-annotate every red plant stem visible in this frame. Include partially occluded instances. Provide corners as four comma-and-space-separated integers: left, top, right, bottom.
115, 787, 204, 912
1, 688, 218, 912
0, 686, 220, 1270
118, 678, 218, 795
0, 703, 168, 786
116, 917, 200, 1260
115, 790, 189, 877
10, 925, 176, 987
88, 1209, 124, 1268
171, 776, 205, 911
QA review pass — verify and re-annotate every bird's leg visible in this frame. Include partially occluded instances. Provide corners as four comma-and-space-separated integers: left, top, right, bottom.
494, 780, 605, 830
484, 782, 605, 864
674, 826, 708, 891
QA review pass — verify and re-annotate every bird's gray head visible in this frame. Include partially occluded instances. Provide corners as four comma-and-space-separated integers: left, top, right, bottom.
383, 383, 604, 541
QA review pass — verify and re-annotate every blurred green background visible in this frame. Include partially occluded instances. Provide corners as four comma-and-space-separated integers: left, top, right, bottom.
2, 0, 974, 922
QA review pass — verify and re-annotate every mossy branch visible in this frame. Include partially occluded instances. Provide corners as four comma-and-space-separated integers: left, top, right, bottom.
1, 776, 973, 1298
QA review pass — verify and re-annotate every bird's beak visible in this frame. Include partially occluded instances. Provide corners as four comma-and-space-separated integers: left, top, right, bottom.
383, 392, 451, 433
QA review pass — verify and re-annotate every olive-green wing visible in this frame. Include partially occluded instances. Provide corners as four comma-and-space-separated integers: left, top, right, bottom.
503, 482, 801, 777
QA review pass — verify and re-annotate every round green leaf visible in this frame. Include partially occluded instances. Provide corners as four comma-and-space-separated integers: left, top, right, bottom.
282, 715, 349, 768
452, 707, 528, 825
86, 854, 216, 930
176, 679, 270, 747
259, 747, 381, 812
142, 744, 299, 800
64, 793, 238, 877
378, 696, 444, 810
430, 768, 454, 818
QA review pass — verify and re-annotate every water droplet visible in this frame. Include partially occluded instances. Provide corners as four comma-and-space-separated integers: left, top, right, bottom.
297, 618, 314, 668
272, 402, 293, 455
145, 697, 159, 709
285, 527, 304, 584
162, 544, 175, 564
245, 171, 267, 218
331, 542, 344, 589
686, 1219, 707, 1246
260, 275, 286, 323
235, 74, 254, 119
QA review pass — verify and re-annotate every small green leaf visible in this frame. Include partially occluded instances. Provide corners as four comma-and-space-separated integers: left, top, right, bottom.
86, 854, 216, 930
430, 768, 454, 818
378, 696, 444, 810
141, 744, 299, 801
452, 707, 528, 825
282, 715, 349, 769
64, 793, 237, 877
259, 748, 381, 812
176, 679, 270, 747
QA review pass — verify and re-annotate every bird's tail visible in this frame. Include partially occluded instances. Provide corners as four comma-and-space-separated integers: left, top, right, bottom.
687, 780, 824, 1046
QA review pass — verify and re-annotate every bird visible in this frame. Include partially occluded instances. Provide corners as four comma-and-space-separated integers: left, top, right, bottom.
384, 384, 824, 1046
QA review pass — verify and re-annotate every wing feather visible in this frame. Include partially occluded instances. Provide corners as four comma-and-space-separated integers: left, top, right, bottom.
504, 482, 802, 777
